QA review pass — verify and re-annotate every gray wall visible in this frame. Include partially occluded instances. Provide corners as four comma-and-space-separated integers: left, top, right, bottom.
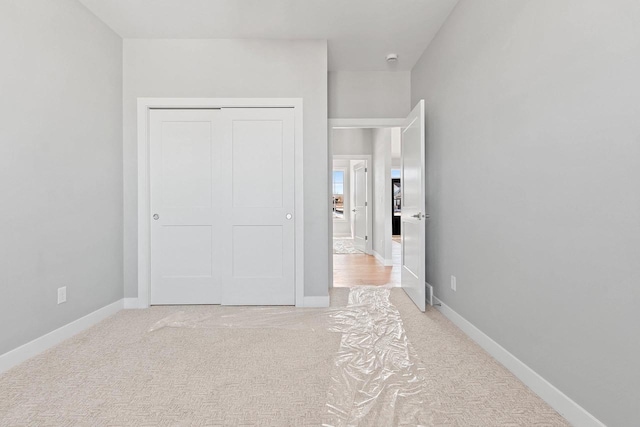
329, 71, 411, 118
0, 0, 123, 355
411, 1, 640, 425
123, 39, 328, 298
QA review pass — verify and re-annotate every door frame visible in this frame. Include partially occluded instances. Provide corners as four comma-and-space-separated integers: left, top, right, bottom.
137, 98, 304, 308
328, 118, 405, 288
333, 155, 373, 254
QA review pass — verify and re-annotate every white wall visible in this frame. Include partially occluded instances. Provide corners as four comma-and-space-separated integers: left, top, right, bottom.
411, 1, 640, 425
123, 39, 328, 298
0, 0, 123, 355
329, 71, 411, 118
372, 128, 393, 264
332, 128, 373, 156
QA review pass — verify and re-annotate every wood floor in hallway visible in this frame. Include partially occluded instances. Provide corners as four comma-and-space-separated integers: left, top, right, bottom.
333, 239, 401, 287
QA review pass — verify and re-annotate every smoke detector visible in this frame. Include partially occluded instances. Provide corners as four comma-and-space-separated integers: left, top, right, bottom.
386, 53, 398, 63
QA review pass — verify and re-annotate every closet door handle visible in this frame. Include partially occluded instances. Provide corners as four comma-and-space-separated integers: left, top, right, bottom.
153, 214, 159, 220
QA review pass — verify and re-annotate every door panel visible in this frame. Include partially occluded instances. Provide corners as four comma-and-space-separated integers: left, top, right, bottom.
160, 122, 213, 207
401, 100, 427, 312
232, 121, 284, 208
232, 225, 284, 278
401, 221, 421, 278
160, 226, 212, 277
220, 108, 295, 305
150, 109, 221, 305
353, 162, 367, 253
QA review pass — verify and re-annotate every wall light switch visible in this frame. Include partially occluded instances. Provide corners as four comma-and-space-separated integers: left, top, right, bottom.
57, 286, 67, 304
450, 276, 457, 292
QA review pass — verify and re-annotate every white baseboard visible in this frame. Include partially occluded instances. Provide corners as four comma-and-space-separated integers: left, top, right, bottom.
0, 299, 124, 375
372, 250, 393, 267
433, 297, 605, 427
303, 295, 330, 308
333, 233, 351, 238
123, 298, 140, 309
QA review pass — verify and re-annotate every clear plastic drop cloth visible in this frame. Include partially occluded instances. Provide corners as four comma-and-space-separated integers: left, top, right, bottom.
323, 287, 433, 426
148, 305, 333, 332
148, 287, 433, 426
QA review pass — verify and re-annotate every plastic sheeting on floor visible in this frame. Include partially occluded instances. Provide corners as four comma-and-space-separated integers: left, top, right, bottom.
148, 287, 431, 426
324, 288, 431, 426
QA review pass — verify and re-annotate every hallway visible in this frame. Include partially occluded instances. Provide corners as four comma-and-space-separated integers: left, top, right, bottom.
333, 239, 401, 287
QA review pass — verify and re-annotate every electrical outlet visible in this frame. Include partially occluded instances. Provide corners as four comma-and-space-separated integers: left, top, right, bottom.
57, 287, 67, 304
450, 275, 457, 292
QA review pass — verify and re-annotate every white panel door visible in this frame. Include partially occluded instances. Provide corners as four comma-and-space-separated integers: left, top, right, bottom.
352, 161, 368, 253
150, 109, 221, 304
219, 108, 295, 305
401, 100, 427, 312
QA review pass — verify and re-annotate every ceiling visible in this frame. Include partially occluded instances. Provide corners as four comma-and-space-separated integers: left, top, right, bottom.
78, 0, 459, 71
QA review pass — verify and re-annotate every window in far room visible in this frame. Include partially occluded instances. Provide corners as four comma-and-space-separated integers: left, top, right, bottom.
332, 169, 345, 219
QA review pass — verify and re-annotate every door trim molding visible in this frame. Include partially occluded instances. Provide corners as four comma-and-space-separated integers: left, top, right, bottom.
330, 118, 405, 129
302, 295, 331, 308
137, 98, 304, 308
333, 155, 373, 256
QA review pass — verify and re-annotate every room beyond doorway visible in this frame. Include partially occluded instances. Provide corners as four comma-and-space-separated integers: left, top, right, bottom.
333, 237, 402, 287
329, 122, 403, 288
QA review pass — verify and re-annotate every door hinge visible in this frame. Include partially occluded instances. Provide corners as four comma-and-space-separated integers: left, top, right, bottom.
365, 167, 368, 173
365, 202, 368, 207
365, 236, 368, 241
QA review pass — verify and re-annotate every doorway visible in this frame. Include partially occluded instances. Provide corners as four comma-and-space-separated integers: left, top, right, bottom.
332, 156, 372, 254
328, 101, 427, 311
330, 125, 403, 287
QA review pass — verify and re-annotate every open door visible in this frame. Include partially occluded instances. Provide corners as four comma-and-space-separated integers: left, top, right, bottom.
352, 161, 368, 253
401, 100, 427, 312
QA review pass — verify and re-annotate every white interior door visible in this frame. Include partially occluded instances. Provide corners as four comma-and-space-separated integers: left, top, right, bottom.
352, 161, 367, 253
150, 109, 221, 304
219, 108, 296, 305
401, 100, 427, 312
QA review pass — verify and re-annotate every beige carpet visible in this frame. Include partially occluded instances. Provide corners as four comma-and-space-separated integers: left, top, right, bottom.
0, 289, 568, 426
390, 291, 568, 426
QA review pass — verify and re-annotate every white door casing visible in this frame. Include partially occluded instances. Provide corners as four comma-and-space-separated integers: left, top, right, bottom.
353, 161, 368, 253
401, 100, 427, 312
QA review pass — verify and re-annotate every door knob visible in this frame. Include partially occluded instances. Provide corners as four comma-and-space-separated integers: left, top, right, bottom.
286, 213, 292, 220
411, 213, 422, 219
352, 209, 357, 213
153, 214, 159, 220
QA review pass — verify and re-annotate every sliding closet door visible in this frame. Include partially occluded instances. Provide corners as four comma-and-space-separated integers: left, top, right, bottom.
149, 109, 222, 304
219, 108, 296, 305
